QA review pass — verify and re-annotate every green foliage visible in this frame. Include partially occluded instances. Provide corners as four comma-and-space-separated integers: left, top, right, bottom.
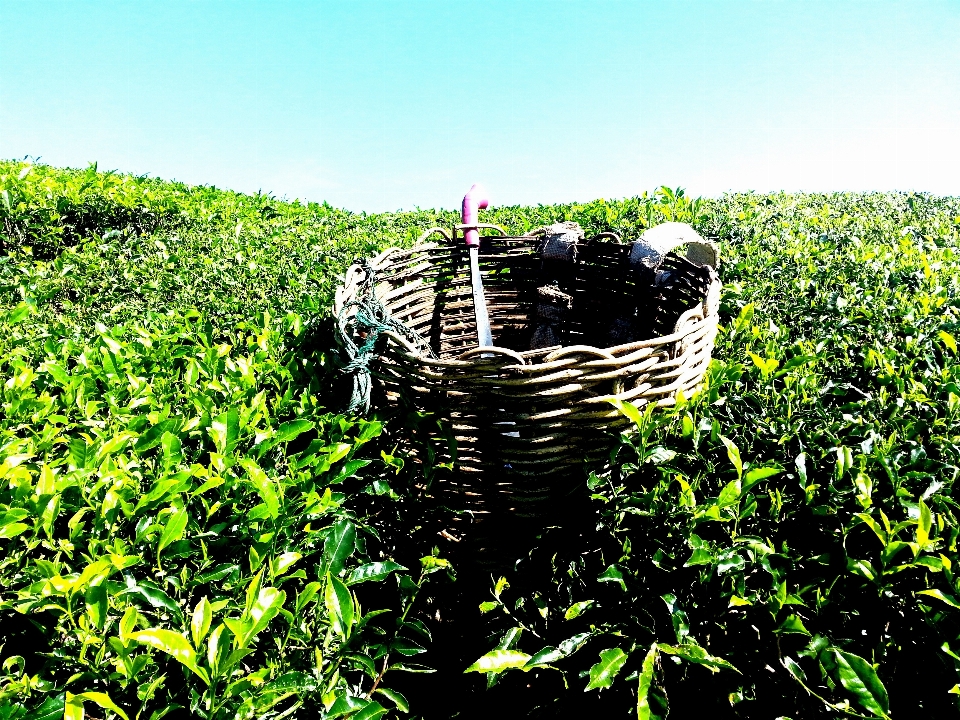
0, 301, 443, 717
0, 162, 186, 260
4, 159, 960, 717
0, 160, 458, 717
466, 191, 960, 716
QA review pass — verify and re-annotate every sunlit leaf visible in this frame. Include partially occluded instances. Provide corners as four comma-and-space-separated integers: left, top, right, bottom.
777, 614, 811, 635
135, 417, 183, 454
585, 648, 628, 690
939, 330, 958, 354
324, 573, 354, 639
657, 642, 739, 673
564, 600, 595, 620
274, 419, 314, 443
464, 649, 532, 674
608, 398, 644, 428
830, 649, 890, 718
239, 458, 280, 519
917, 589, 960, 609
742, 466, 781, 491
323, 519, 356, 576
719, 435, 743, 480
130, 629, 209, 684
345, 561, 406, 585
157, 506, 188, 556
191, 597, 212, 648
210, 409, 239, 454
637, 644, 661, 720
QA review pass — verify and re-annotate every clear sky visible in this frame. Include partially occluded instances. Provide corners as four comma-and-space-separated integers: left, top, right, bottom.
2, 1, 958, 211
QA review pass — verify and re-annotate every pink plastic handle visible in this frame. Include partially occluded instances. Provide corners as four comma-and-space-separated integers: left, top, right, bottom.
461, 183, 490, 247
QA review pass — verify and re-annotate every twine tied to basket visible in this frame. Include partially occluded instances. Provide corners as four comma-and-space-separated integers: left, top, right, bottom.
336, 259, 436, 413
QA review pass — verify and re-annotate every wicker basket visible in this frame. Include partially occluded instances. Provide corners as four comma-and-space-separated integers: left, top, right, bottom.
333, 222, 720, 516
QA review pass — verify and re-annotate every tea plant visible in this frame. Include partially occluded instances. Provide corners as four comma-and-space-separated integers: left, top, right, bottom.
4, 159, 960, 718
0, 299, 455, 718
464, 192, 960, 717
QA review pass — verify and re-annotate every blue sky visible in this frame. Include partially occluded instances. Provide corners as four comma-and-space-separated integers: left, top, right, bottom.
2, 1, 959, 211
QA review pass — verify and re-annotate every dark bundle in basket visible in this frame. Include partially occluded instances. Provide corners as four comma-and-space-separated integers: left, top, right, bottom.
334, 221, 720, 515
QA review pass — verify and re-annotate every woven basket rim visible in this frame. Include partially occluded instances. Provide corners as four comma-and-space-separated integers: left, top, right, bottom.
336, 242, 720, 369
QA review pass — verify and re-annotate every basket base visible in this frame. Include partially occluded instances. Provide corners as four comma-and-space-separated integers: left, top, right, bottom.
415, 462, 588, 572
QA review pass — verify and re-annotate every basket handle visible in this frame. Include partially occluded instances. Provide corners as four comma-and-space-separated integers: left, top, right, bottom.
631, 222, 719, 269
582, 231, 622, 244
414, 227, 453, 246
523, 226, 615, 241
454, 223, 508, 239
416, 225, 508, 246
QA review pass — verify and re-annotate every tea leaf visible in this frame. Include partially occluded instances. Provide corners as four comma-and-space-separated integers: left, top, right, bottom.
564, 600, 595, 621
585, 648, 628, 691
129, 629, 209, 684
274, 419, 314, 443
830, 649, 890, 718
65, 692, 129, 720
374, 687, 409, 713
719, 436, 743, 480
210, 409, 239, 454
239, 458, 280, 519
191, 597, 212, 648
637, 644, 661, 720
657, 643, 739, 673
464, 649, 532, 674
345, 561, 406, 585
157, 506, 188, 556
22, 694, 65, 720
324, 573, 354, 639
324, 519, 356, 576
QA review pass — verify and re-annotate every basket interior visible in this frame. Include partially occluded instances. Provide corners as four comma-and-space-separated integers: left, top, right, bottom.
385, 235, 714, 361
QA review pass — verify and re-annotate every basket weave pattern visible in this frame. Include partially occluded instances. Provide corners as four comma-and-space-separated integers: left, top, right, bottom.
334, 227, 720, 514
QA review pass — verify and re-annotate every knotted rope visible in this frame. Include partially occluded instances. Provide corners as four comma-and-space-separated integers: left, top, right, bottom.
336, 259, 436, 414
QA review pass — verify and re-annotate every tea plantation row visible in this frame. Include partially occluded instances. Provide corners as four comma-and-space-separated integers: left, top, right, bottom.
2, 160, 960, 718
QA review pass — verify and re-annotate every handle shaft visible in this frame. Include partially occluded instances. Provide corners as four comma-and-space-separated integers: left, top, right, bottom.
462, 184, 493, 347
469, 246, 493, 347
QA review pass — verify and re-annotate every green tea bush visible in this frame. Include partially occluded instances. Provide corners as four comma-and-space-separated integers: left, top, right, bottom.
0, 301, 458, 719
3, 159, 960, 718
0, 163, 191, 260
463, 192, 960, 718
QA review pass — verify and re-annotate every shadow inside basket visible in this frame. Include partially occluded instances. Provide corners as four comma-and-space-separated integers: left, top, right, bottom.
389, 235, 714, 359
